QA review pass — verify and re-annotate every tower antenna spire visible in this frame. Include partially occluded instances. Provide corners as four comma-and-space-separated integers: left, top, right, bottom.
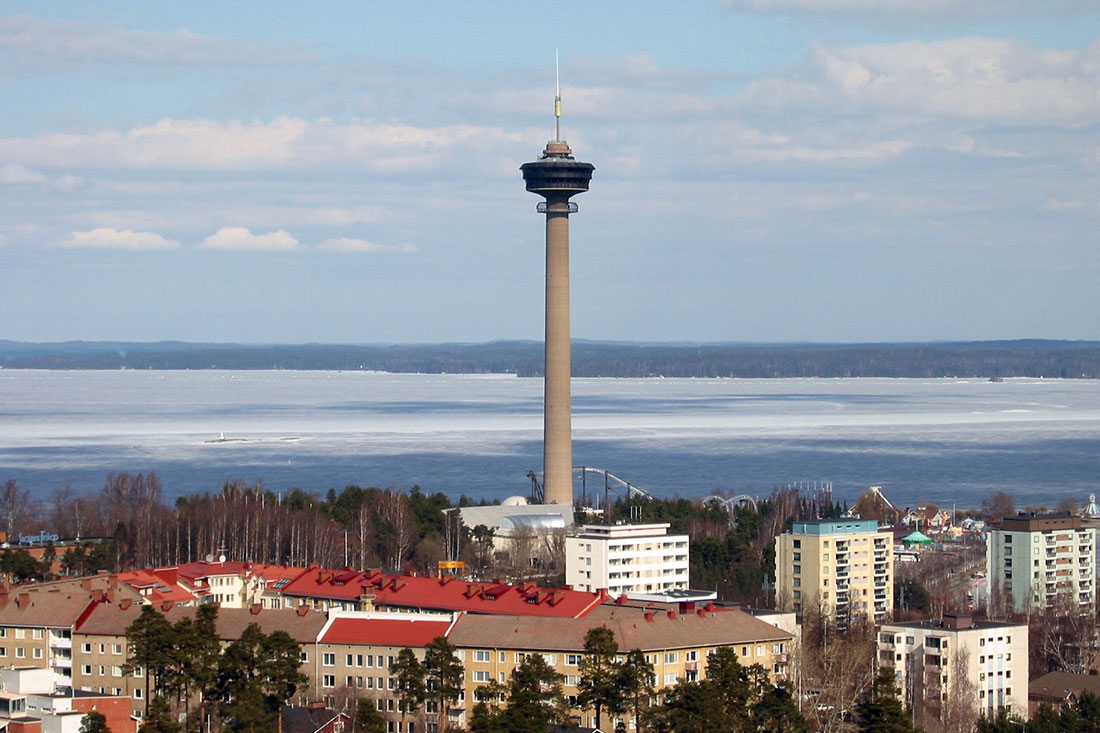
554, 49, 561, 142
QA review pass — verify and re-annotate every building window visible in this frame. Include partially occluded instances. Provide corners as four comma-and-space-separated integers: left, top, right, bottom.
112, 643, 122, 654
300, 652, 309, 663
474, 671, 490, 682
134, 688, 143, 699
15, 629, 25, 640
33, 648, 42, 659
323, 675, 335, 688
347, 654, 354, 666
664, 653, 678, 664
82, 643, 92, 653
664, 673, 677, 685
323, 653, 336, 666
82, 665, 92, 675
474, 651, 491, 662
793, 565, 801, 574
32, 629, 43, 640
16, 648, 25, 658
112, 666, 123, 677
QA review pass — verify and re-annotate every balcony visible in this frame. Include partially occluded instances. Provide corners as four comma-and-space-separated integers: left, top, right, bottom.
49, 637, 72, 650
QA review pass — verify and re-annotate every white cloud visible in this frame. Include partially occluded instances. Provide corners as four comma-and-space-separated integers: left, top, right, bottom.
744, 37, 1100, 128
318, 238, 418, 253
201, 226, 298, 251
0, 116, 517, 173
50, 174, 84, 192
0, 15, 307, 73
726, 0, 1094, 21
56, 227, 180, 251
0, 163, 46, 184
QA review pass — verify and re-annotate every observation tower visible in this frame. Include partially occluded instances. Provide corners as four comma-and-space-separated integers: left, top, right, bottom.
520, 66, 594, 507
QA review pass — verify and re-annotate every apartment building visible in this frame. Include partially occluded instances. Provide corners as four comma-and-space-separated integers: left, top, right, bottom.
314, 612, 460, 729
774, 518, 893, 626
878, 613, 1028, 721
0, 578, 141, 690
565, 523, 690, 596
448, 601, 794, 731
72, 601, 328, 718
986, 512, 1095, 615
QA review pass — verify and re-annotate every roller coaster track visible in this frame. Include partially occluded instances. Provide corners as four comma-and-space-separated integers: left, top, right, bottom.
527, 466, 654, 504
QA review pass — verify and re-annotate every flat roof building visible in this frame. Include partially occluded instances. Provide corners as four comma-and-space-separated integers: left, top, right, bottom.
986, 512, 1095, 615
879, 614, 1027, 723
775, 518, 893, 627
565, 523, 690, 597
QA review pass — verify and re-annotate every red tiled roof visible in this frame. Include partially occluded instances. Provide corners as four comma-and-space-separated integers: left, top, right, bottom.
114, 571, 197, 604
281, 570, 605, 618
320, 616, 455, 647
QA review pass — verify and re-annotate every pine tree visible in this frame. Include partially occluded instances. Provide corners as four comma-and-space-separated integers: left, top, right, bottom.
423, 636, 464, 733
855, 669, 921, 733
577, 626, 623, 730
617, 649, 655, 733
124, 606, 173, 715
355, 698, 386, 733
389, 648, 427, 733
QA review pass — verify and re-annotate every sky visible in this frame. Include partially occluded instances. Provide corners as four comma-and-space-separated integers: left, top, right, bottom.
1, 2, 1099, 344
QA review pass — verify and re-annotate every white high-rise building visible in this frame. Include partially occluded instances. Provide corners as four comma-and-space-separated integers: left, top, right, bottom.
878, 614, 1028, 721
986, 512, 1095, 614
565, 523, 689, 596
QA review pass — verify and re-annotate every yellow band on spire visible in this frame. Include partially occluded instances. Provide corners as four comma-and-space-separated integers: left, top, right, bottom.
555, 98, 561, 117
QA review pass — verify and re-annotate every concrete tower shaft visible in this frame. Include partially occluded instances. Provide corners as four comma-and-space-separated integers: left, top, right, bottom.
520, 140, 594, 506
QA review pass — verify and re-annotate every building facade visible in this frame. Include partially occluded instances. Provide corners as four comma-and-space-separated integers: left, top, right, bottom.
565, 524, 689, 596
878, 614, 1028, 721
774, 518, 893, 626
986, 513, 1095, 615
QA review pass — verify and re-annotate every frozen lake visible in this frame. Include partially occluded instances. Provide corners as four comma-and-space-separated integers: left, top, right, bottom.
0, 370, 1097, 509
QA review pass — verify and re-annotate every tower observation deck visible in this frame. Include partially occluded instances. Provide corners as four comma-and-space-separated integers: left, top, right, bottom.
520, 85, 594, 507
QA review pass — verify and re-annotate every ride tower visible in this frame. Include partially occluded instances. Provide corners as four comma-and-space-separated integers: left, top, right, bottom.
520, 66, 593, 506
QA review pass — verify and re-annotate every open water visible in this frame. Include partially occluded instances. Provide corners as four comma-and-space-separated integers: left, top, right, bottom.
0, 370, 1097, 510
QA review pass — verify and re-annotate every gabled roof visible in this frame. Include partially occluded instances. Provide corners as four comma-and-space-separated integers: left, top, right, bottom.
114, 571, 197, 604
1029, 671, 1100, 703
319, 614, 456, 647
76, 602, 327, 643
0, 582, 122, 629
447, 603, 792, 652
281, 570, 605, 619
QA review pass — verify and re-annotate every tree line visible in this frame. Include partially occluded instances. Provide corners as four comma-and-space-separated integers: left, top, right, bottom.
4, 339, 1099, 378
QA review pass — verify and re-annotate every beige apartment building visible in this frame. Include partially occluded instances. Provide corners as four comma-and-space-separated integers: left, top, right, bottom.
448, 602, 794, 731
986, 512, 1095, 615
775, 518, 893, 626
879, 613, 1028, 721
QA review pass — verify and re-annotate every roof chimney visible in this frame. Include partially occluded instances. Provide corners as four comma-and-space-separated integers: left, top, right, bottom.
16, 593, 29, 609
250, 603, 262, 615
161, 600, 173, 612
296, 605, 309, 617
666, 609, 676, 620
615, 595, 628, 606
119, 599, 132, 611
943, 613, 973, 630
644, 612, 655, 622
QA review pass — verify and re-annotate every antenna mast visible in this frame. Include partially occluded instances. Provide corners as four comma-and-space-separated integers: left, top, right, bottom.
554, 49, 561, 142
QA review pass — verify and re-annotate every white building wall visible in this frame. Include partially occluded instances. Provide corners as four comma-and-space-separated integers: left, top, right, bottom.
566, 524, 690, 595
987, 523, 1095, 614
878, 620, 1028, 720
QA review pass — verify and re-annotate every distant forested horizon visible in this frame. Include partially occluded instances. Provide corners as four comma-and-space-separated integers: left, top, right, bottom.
1, 338, 1098, 378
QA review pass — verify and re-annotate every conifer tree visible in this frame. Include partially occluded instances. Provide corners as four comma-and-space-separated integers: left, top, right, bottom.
389, 648, 427, 733
423, 636, 464, 733
577, 626, 623, 730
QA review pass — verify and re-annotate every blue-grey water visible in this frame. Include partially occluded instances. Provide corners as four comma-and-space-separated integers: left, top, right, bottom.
0, 370, 1097, 510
